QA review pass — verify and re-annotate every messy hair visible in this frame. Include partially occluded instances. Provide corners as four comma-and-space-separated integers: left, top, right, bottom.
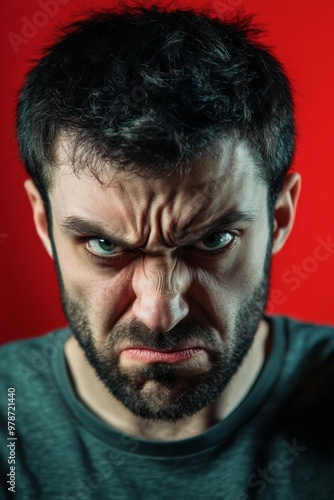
17, 3, 295, 213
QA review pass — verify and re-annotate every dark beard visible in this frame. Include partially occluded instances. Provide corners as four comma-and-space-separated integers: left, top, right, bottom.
52, 236, 272, 423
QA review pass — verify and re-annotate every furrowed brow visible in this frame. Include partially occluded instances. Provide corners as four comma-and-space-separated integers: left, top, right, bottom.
204, 211, 257, 229
176, 210, 257, 246
60, 216, 136, 250
60, 210, 257, 249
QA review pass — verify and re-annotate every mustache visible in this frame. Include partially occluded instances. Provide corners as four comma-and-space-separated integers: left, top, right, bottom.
105, 319, 219, 351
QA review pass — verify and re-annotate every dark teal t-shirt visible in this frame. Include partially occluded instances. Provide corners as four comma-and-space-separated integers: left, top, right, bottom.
1, 316, 334, 499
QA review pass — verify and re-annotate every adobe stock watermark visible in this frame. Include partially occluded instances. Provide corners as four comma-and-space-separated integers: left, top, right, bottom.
98, 64, 171, 125
213, 0, 244, 17
0, 233, 8, 244
16, 331, 69, 386
61, 437, 139, 499
267, 235, 334, 313
7, 0, 71, 54
235, 438, 307, 499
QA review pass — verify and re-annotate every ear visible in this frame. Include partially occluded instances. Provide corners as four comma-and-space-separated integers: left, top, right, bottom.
24, 179, 54, 259
272, 172, 301, 254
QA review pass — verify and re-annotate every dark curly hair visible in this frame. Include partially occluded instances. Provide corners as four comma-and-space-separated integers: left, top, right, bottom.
16, 3, 295, 216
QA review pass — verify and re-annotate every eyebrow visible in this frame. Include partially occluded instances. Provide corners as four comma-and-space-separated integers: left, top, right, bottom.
60, 210, 257, 249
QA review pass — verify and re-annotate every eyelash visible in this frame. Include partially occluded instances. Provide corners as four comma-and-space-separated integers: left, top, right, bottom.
81, 232, 237, 264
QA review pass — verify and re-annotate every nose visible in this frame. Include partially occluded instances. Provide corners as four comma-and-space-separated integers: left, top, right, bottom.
131, 255, 190, 332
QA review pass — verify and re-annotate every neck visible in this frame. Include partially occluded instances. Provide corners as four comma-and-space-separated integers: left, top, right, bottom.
64, 319, 270, 441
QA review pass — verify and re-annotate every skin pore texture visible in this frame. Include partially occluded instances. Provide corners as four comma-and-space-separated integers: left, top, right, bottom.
25, 137, 300, 441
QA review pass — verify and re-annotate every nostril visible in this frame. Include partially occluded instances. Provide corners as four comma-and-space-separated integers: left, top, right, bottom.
132, 294, 189, 332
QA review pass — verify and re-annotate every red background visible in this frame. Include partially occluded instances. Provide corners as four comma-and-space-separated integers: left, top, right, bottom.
1, 0, 334, 344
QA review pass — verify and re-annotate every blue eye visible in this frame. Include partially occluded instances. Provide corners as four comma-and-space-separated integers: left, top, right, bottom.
86, 238, 118, 256
194, 232, 233, 252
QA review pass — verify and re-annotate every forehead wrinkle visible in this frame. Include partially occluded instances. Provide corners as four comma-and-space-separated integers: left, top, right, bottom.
53, 137, 264, 251
101, 181, 156, 245
169, 143, 257, 237
149, 167, 259, 237
167, 185, 234, 240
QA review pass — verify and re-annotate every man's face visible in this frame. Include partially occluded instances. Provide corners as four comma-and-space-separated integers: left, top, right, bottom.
48, 138, 272, 422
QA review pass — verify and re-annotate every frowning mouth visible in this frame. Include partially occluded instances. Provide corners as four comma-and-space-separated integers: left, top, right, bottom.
120, 346, 207, 364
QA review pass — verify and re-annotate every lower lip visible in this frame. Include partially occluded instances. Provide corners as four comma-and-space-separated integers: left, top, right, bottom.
121, 348, 205, 364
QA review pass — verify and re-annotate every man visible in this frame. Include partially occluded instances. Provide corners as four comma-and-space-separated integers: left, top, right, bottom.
1, 4, 333, 499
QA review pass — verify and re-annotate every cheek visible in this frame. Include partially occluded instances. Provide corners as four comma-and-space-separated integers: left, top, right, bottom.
231, 239, 269, 291
55, 240, 95, 299
198, 229, 270, 310
94, 269, 134, 317
71, 268, 134, 316
233, 231, 270, 288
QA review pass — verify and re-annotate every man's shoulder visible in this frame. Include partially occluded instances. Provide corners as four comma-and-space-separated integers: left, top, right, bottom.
269, 316, 334, 440
282, 314, 334, 333
272, 314, 334, 352
0, 328, 71, 384
0, 328, 71, 356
